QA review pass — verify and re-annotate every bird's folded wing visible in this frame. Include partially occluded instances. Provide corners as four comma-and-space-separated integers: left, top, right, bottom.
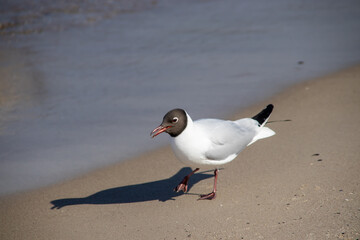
203, 119, 257, 161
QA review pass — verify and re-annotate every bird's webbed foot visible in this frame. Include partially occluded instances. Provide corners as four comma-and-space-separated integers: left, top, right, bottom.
198, 191, 216, 200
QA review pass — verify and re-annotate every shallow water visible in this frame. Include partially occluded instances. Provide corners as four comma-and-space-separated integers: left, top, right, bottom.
1, 0, 359, 196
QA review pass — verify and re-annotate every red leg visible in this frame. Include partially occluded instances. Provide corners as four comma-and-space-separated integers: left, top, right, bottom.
198, 169, 218, 200
174, 168, 200, 193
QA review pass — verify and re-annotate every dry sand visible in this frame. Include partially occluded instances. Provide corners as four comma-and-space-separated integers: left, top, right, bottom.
1, 66, 359, 239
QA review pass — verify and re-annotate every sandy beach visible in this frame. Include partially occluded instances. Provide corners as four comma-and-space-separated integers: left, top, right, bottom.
1, 65, 359, 239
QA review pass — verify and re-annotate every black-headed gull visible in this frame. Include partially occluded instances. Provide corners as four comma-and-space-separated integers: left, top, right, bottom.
151, 104, 275, 200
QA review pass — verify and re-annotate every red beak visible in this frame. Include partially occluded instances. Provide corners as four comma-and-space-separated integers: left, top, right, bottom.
150, 125, 171, 138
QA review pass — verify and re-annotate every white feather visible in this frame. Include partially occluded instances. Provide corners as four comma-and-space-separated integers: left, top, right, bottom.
170, 112, 275, 167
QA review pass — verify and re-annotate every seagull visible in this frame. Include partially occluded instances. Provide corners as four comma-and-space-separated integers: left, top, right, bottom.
150, 104, 275, 200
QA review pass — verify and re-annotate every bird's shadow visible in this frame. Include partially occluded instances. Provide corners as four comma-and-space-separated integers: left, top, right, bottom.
50, 167, 213, 209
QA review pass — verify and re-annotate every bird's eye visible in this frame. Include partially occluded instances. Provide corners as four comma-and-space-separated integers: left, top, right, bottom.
172, 117, 179, 123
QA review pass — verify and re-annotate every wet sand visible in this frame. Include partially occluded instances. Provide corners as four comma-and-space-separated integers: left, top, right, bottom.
1, 66, 359, 239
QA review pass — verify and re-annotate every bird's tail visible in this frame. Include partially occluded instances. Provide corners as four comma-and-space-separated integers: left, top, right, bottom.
248, 104, 275, 146
252, 104, 274, 127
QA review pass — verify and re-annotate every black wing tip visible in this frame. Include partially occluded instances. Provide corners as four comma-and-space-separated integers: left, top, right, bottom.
252, 104, 274, 125
266, 104, 274, 111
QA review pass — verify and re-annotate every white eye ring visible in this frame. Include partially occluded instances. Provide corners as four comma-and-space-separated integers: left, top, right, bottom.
172, 117, 179, 123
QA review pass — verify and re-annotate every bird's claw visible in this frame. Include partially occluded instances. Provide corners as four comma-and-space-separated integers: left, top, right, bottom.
198, 191, 216, 200
174, 177, 189, 192
174, 183, 187, 192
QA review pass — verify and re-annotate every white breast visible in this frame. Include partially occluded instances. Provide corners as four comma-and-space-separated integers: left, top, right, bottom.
170, 116, 211, 166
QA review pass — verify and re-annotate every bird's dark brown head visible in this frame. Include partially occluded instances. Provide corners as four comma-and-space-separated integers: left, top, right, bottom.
150, 108, 187, 138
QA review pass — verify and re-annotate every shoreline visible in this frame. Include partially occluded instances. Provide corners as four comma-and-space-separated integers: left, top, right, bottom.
1, 65, 359, 239
2, 0, 360, 197
0, 64, 356, 199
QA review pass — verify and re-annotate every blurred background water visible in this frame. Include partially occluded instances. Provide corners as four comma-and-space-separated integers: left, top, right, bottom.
0, 0, 359, 196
